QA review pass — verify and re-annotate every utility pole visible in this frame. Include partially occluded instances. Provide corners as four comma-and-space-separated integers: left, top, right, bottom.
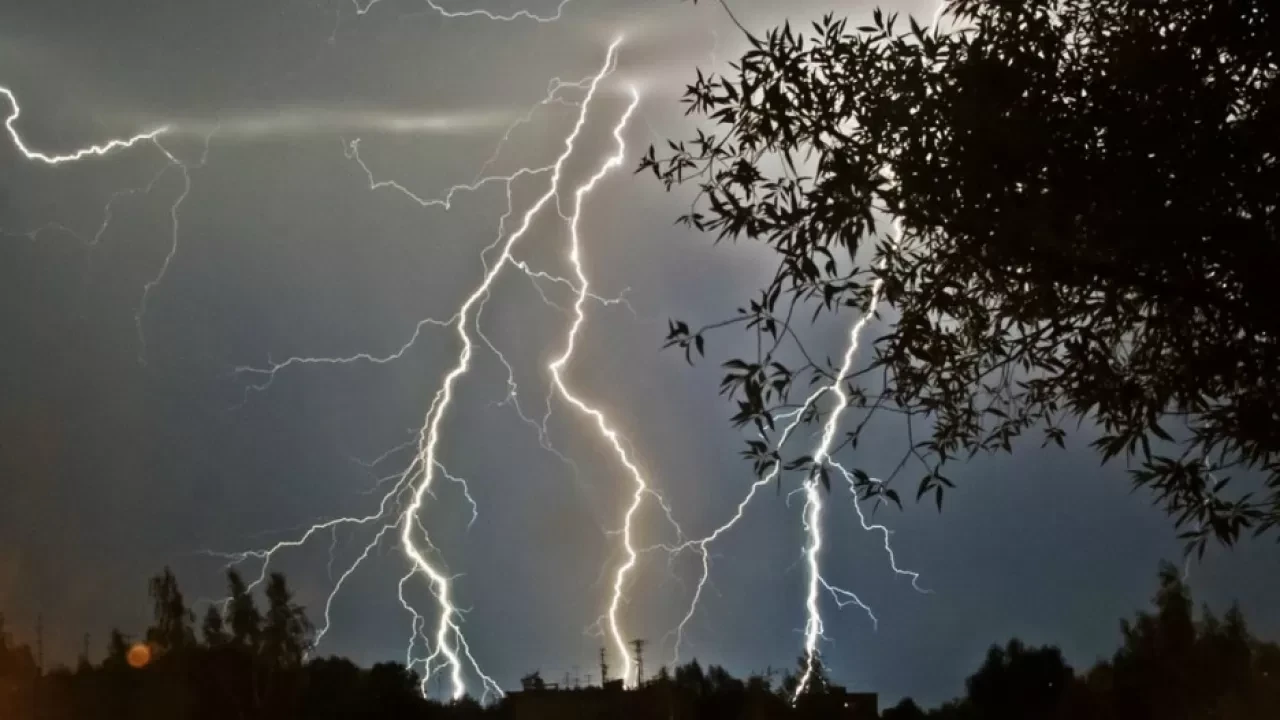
599, 647, 609, 686
630, 638, 647, 687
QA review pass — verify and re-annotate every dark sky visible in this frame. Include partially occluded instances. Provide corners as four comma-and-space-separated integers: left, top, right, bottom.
1, 0, 1276, 708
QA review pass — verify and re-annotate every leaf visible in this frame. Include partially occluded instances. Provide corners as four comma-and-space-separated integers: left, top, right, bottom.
884, 488, 902, 509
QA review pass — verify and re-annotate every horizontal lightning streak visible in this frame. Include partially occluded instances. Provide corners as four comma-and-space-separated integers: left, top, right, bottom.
353, 0, 575, 23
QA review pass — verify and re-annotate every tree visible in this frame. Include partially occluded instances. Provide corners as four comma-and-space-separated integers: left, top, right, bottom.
1081, 561, 1280, 719
146, 567, 194, 654
104, 629, 130, 671
780, 652, 831, 698
201, 605, 229, 648
0, 614, 38, 719
225, 569, 261, 650
261, 572, 313, 670
646, 0, 1280, 549
964, 639, 1073, 720
882, 697, 927, 720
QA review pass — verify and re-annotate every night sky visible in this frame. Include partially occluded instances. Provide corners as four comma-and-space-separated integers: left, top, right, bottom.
1, 0, 1276, 708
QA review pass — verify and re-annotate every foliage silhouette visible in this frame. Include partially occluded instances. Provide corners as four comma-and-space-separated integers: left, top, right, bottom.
647, 0, 1280, 551
0, 564, 1277, 717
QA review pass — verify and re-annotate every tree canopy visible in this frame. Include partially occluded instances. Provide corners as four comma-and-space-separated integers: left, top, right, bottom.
643, 0, 1280, 549
2, 563, 1276, 718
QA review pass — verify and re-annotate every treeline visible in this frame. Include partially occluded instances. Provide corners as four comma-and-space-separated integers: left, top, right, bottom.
0, 569, 446, 720
884, 564, 1280, 720
0, 563, 1277, 718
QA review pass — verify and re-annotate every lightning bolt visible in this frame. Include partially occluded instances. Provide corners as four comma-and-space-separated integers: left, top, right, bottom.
2, 83, 218, 360
392, 37, 627, 700
1, 85, 169, 165
648, 274, 925, 672
788, 3, 956, 696
217, 38, 629, 700
622, 2, 953, 684
6, 0, 957, 701
544, 84, 646, 686
135, 129, 217, 362
352, 0, 575, 23
788, 265, 887, 696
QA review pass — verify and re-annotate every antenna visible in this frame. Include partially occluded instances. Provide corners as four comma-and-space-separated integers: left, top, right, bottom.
599, 646, 609, 685
630, 638, 647, 687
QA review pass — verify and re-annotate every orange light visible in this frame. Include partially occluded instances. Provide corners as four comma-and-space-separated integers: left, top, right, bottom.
126, 643, 152, 669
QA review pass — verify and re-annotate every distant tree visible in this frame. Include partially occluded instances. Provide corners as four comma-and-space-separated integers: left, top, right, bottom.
103, 629, 130, 670
10, 563, 1277, 720
1107, 563, 1198, 718
965, 639, 1073, 720
1097, 561, 1280, 719
261, 572, 312, 670
780, 652, 831, 698
225, 569, 262, 650
201, 605, 229, 648
365, 661, 430, 717
649, 0, 1280, 550
301, 656, 364, 718
706, 664, 741, 695
882, 697, 927, 720
146, 567, 195, 653
675, 658, 707, 696
0, 614, 38, 718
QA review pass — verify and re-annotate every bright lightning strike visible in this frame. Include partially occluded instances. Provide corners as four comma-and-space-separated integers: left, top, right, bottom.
1, 83, 216, 361
7, 0, 954, 700
1, 86, 169, 165
788, 2, 956, 697
352, 0, 575, 23
219, 38, 629, 701
392, 38, 626, 700
544, 84, 645, 687
791, 266, 889, 698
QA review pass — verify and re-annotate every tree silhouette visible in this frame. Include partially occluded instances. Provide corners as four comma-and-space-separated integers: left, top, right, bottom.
780, 652, 831, 699
103, 629, 130, 670
883, 697, 928, 720
261, 572, 312, 670
200, 605, 229, 648
964, 640, 1073, 720
1, 563, 1276, 718
646, 0, 1280, 549
146, 567, 195, 654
